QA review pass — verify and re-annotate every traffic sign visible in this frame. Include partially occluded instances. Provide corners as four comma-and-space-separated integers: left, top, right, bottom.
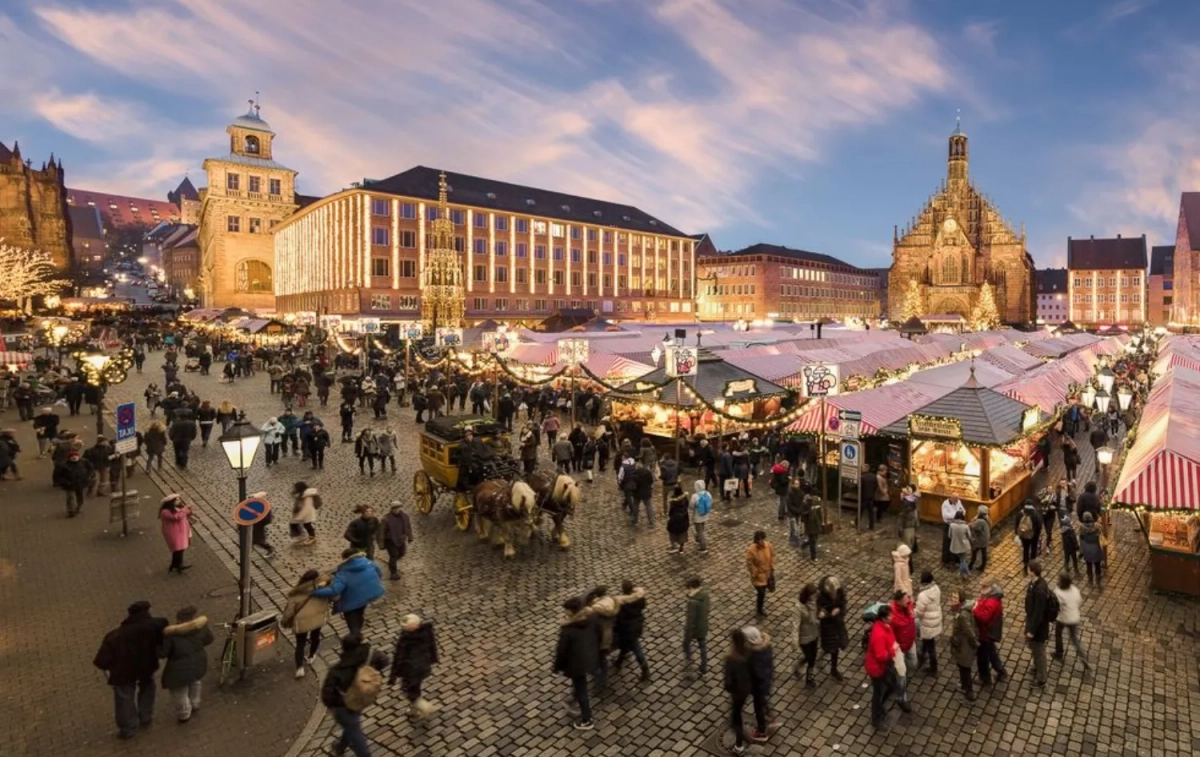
232, 495, 272, 526
115, 402, 137, 454
838, 409, 862, 441
839, 440, 861, 479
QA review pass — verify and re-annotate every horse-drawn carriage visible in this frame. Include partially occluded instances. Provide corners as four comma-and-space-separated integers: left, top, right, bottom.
413, 415, 581, 557
413, 415, 519, 530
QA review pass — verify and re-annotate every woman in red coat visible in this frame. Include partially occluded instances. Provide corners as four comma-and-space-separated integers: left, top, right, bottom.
864, 605, 896, 730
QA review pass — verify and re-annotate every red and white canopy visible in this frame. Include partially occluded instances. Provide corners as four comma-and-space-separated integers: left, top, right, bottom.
786, 382, 951, 436
0, 351, 35, 367
1112, 364, 1200, 510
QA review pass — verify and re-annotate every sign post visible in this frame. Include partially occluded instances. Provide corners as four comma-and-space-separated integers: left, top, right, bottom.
838, 409, 862, 441
838, 439, 863, 527
665, 341, 696, 461
114, 403, 137, 537
232, 495, 272, 619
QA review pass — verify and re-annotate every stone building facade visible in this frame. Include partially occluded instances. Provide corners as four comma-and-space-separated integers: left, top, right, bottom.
0, 141, 72, 272
888, 124, 1035, 325
197, 101, 298, 310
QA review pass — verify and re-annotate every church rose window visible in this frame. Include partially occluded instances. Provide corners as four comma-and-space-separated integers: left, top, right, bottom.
236, 260, 272, 293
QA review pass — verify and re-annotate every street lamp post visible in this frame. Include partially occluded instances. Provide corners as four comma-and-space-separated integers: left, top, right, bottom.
220, 413, 262, 619
1096, 444, 1115, 496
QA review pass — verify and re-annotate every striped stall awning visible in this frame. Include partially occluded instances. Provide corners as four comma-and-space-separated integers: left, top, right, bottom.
786, 382, 950, 437
1113, 451, 1200, 511
1112, 364, 1200, 510
0, 351, 35, 366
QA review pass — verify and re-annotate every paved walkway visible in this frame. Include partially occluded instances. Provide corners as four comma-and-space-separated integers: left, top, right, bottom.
13, 358, 1199, 757
0, 416, 317, 757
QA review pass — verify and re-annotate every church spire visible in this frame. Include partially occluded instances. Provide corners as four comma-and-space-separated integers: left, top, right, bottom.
948, 112, 968, 185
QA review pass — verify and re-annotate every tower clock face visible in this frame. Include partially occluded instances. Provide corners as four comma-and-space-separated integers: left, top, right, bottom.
943, 218, 958, 234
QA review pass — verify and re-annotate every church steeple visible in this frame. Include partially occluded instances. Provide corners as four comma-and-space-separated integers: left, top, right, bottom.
948, 114, 968, 185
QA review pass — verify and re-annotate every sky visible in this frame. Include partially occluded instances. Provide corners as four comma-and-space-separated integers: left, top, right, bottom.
3, 0, 1200, 270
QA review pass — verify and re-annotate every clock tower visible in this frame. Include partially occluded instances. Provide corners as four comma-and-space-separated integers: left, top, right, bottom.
197, 98, 298, 309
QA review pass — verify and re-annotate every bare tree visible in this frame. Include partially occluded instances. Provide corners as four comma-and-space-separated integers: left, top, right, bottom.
0, 240, 68, 312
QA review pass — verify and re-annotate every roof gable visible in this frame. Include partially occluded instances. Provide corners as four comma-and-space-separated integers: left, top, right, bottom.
361, 166, 685, 237
880, 378, 1035, 444
1036, 268, 1068, 293
1067, 235, 1147, 270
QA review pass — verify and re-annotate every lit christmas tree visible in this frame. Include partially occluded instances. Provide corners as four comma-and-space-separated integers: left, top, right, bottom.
971, 281, 1001, 330
899, 278, 924, 321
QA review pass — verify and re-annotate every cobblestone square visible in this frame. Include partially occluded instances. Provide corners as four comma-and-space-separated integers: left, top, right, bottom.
84, 365, 1200, 757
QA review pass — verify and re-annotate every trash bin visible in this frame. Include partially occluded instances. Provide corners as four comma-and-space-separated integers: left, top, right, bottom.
237, 609, 280, 667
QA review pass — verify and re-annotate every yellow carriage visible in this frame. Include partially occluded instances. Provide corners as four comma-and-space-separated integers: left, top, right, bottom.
413, 415, 516, 531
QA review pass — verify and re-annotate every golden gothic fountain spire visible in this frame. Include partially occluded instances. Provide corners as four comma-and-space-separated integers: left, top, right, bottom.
421, 171, 466, 330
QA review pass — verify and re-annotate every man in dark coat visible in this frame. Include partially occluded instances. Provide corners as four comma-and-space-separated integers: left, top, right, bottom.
380, 501, 414, 581
64, 377, 86, 415
93, 601, 169, 739
320, 636, 380, 757
554, 596, 599, 731
54, 449, 93, 517
458, 429, 492, 488
630, 461, 656, 527
612, 580, 650, 681
1075, 481, 1102, 522
168, 411, 197, 469
1024, 560, 1053, 688
388, 614, 439, 716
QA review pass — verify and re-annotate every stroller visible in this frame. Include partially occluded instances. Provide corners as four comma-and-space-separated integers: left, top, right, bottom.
183, 356, 201, 373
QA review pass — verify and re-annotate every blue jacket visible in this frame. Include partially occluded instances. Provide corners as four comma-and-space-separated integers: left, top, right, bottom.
311, 555, 385, 613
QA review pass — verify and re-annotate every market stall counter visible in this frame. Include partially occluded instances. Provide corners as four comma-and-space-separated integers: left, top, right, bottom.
879, 368, 1044, 525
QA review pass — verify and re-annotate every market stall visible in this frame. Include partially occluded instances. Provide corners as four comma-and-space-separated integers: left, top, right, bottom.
879, 369, 1043, 524
1111, 363, 1200, 596
611, 348, 795, 445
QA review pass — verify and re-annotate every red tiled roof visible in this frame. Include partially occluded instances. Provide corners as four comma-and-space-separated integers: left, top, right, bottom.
65, 188, 179, 230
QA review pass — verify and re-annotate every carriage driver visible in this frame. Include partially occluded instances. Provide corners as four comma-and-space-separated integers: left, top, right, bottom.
459, 428, 493, 488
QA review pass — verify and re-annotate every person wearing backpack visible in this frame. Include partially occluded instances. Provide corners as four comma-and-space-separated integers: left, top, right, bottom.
321, 635, 388, 757
689, 480, 712, 554
1015, 500, 1043, 575
1024, 560, 1054, 688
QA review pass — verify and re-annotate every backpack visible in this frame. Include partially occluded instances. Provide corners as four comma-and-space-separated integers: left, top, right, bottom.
311, 493, 323, 510
1017, 512, 1035, 539
342, 665, 383, 712
695, 491, 712, 517
1045, 589, 1061, 623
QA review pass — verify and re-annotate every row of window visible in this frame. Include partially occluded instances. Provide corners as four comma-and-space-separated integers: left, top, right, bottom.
1072, 293, 1142, 303
780, 285, 873, 300
226, 173, 282, 196
227, 216, 278, 234
371, 227, 688, 264
366, 257, 688, 295
704, 284, 757, 296
366, 295, 692, 313
1072, 276, 1142, 288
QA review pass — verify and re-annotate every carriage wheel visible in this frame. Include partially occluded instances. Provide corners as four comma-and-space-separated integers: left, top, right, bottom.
413, 471, 434, 514
453, 492, 472, 531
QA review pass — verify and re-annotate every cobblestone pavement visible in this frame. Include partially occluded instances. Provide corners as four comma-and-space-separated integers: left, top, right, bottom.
0, 419, 317, 757
99, 363, 1200, 757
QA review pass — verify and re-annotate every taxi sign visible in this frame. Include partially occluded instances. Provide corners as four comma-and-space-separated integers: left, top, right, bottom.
232, 495, 272, 526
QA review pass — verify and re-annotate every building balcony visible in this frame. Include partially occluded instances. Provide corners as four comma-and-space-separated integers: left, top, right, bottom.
248, 192, 264, 200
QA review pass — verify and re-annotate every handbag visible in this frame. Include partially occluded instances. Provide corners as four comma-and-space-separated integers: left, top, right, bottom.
766, 570, 776, 593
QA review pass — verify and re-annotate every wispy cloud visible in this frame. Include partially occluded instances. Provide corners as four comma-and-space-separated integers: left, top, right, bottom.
1064, 0, 1155, 40
28, 0, 950, 233
31, 90, 149, 144
962, 20, 1002, 57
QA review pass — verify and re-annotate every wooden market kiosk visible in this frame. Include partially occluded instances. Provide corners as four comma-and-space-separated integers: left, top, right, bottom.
880, 371, 1042, 524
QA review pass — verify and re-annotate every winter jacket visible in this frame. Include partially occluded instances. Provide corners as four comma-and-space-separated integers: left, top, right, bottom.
723, 655, 752, 699
949, 520, 972, 555
1024, 578, 1053, 642
143, 427, 167, 455
969, 512, 991, 549
666, 493, 690, 536
376, 431, 397, 457
658, 458, 679, 487
589, 595, 619, 653
801, 496, 823, 535
311, 555, 385, 613
53, 458, 93, 490
354, 434, 379, 458
1076, 491, 1103, 522
159, 505, 192, 553
770, 463, 791, 496
914, 583, 943, 640
291, 488, 320, 524
389, 621, 438, 684
380, 510, 413, 552
973, 590, 1005, 643
745, 630, 773, 696
281, 576, 333, 634
613, 588, 647, 651
690, 480, 712, 523
865, 620, 896, 678
793, 600, 819, 647
552, 439, 573, 464
320, 643, 371, 709
785, 486, 806, 519
1016, 505, 1043, 542
344, 516, 380, 550
631, 467, 654, 500
892, 544, 912, 596
949, 602, 979, 668
745, 541, 775, 587
93, 608, 169, 686
554, 610, 599, 678
1079, 522, 1104, 563
159, 616, 214, 690
889, 598, 917, 652
168, 417, 197, 446
260, 420, 285, 445
1060, 514, 1081, 555
816, 580, 848, 653
685, 587, 710, 641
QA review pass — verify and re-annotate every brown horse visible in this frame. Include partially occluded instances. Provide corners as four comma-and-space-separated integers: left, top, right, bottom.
472, 479, 537, 558
524, 471, 582, 549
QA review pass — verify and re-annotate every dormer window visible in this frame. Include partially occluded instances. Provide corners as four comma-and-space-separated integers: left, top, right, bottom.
622, 215, 631, 221
561, 204, 570, 211
593, 210, 602, 217
649, 220, 657, 226
486, 192, 496, 200
526, 199, 536, 206
244, 135, 260, 154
